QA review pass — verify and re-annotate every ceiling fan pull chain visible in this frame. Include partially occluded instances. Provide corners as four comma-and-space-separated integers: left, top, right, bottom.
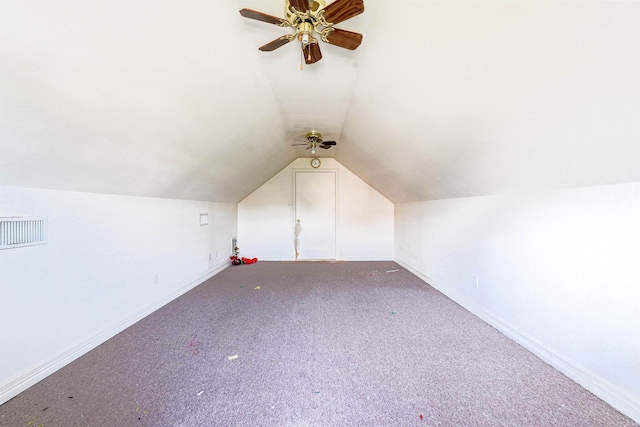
300, 47, 304, 70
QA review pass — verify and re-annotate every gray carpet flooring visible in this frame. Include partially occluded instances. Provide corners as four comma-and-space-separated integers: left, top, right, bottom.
0, 261, 636, 426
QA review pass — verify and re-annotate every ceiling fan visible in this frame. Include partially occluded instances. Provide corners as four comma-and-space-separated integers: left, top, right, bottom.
292, 131, 337, 156
239, 0, 364, 65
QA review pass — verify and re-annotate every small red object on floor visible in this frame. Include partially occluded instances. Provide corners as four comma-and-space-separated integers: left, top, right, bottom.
419, 414, 423, 420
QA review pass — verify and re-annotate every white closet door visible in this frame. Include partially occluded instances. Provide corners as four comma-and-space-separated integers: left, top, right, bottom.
294, 171, 336, 260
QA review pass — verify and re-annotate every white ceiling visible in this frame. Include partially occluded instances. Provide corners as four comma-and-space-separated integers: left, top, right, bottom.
1, 0, 639, 203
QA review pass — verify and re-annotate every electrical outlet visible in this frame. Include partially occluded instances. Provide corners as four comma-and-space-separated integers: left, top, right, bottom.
154, 274, 159, 285
475, 276, 479, 288
215, 250, 218, 258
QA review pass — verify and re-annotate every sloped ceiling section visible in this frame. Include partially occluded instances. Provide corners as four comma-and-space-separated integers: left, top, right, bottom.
2, 1, 640, 204
337, 1, 640, 202
0, 1, 293, 202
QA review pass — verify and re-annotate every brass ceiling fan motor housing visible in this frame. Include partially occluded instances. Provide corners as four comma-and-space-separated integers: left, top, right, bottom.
305, 131, 323, 144
285, 0, 326, 23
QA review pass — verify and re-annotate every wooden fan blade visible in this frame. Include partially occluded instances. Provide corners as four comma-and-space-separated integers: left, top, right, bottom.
259, 36, 292, 51
321, 0, 364, 25
321, 141, 337, 145
303, 43, 322, 64
319, 145, 332, 149
239, 8, 288, 26
325, 28, 362, 50
289, 0, 310, 14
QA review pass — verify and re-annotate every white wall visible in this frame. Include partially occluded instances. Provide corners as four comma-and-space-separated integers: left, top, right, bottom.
238, 158, 393, 261
0, 186, 237, 404
395, 182, 640, 422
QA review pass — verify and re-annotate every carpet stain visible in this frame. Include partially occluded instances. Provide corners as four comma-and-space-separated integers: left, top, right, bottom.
188, 335, 201, 356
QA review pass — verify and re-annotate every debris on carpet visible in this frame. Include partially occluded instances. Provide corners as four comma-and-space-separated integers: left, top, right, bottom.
188, 335, 201, 356
228, 354, 239, 361
229, 244, 258, 265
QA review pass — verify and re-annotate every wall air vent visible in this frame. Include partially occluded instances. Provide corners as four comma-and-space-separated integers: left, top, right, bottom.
0, 217, 48, 250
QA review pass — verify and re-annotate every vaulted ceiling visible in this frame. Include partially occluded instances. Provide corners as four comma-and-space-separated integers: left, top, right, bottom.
1, 1, 639, 203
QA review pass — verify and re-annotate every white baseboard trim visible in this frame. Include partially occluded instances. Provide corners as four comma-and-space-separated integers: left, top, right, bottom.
0, 263, 230, 405
396, 259, 640, 424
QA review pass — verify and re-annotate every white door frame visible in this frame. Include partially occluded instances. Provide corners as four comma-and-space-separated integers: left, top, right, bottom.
293, 170, 337, 260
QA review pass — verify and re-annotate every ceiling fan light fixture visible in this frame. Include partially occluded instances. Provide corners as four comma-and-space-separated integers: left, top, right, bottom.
297, 21, 313, 45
